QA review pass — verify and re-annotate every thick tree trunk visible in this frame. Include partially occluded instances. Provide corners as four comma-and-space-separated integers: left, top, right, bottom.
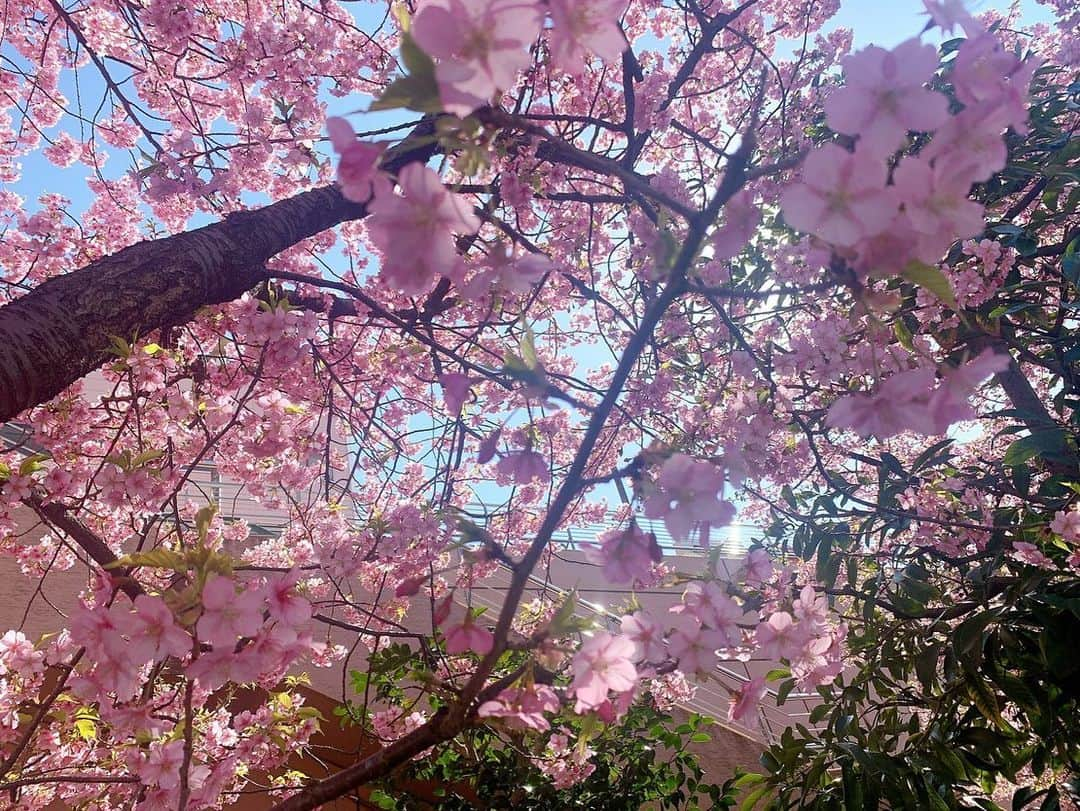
0, 124, 437, 423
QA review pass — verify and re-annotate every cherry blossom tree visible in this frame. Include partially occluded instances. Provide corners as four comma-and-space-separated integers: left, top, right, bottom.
0, 0, 1077, 808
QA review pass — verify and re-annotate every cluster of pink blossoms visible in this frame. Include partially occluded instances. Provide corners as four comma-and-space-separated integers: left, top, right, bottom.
70, 569, 314, 702
642, 453, 736, 543
412, 0, 626, 116
326, 0, 627, 296
581, 523, 663, 584
777, 10, 1038, 441
782, 20, 1035, 278
826, 349, 1010, 439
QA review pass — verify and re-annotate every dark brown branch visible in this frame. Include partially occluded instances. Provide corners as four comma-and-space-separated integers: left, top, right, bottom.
25, 496, 143, 599
0, 121, 440, 423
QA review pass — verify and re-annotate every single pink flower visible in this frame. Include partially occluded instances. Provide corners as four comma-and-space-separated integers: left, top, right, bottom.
495, 449, 549, 485
571, 631, 638, 712
0, 630, 44, 677
546, 0, 627, 75
728, 675, 767, 723
326, 116, 386, 203
952, 34, 1038, 136
825, 38, 948, 157
743, 548, 773, 588
1050, 508, 1080, 543
755, 612, 810, 661
893, 154, 985, 245
460, 245, 551, 298
681, 581, 742, 646
1009, 542, 1055, 569
130, 594, 191, 662
921, 0, 980, 35
642, 454, 734, 542
666, 614, 725, 677
927, 349, 1009, 433
582, 524, 661, 584
197, 574, 264, 648
266, 568, 312, 628
792, 585, 829, 630
620, 612, 665, 663
780, 144, 895, 247
478, 684, 560, 731
412, 0, 543, 116
712, 189, 760, 261
439, 372, 472, 416
443, 615, 494, 655
367, 163, 480, 295
136, 739, 184, 791
476, 427, 502, 464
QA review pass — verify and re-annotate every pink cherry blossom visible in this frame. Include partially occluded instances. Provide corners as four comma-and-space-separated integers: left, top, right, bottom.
443, 614, 494, 655
367, 163, 480, 295
779, 144, 895, 247
642, 454, 734, 542
129, 595, 191, 662
197, 575, 264, 648
824, 38, 949, 157
952, 34, 1038, 136
439, 372, 472, 416
743, 548, 774, 588
571, 631, 638, 712
826, 367, 939, 439
922, 0, 980, 34
495, 449, 549, 485
666, 614, 725, 677
728, 675, 767, 723
0, 630, 44, 677
266, 569, 312, 628
326, 116, 386, 203
712, 189, 760, 261
792, 585, 830, 630
1050, 507, 1080, 543
411, 0, 543, 116
546, 0, 627, 76
620, 611, 665, 662
136, 739, 184, 791
477, 684, 560, 730
581, 523, 661, 584
755, 612, 810, 661
923, 103, 1011, 184
893, 155, 986, 245
461, 244, 552, 298
927, 350, 1009, 432
680, 581, 742, 646
1009, 542, 1056, 569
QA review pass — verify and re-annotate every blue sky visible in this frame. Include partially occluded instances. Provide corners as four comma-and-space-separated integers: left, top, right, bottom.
4, 0, 1056, 220
836, 0, 1053, 46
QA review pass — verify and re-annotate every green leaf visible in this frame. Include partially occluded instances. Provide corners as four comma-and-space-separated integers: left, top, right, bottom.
368, 789, 398, 809
1003, 429, 1072, 468
398, 31, 435, 78
370, 75, 441, 113
19, 452, 50, 476
916, 644, 939, 690
108, 548, 188, 571
520, 326, 539, 370
732, 772, 765, 789
965, 669, 1007, 730
370, 33, 440, 113
739, 784, 771, 811
195, 504, 217, 544
903, 261, 957, 310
